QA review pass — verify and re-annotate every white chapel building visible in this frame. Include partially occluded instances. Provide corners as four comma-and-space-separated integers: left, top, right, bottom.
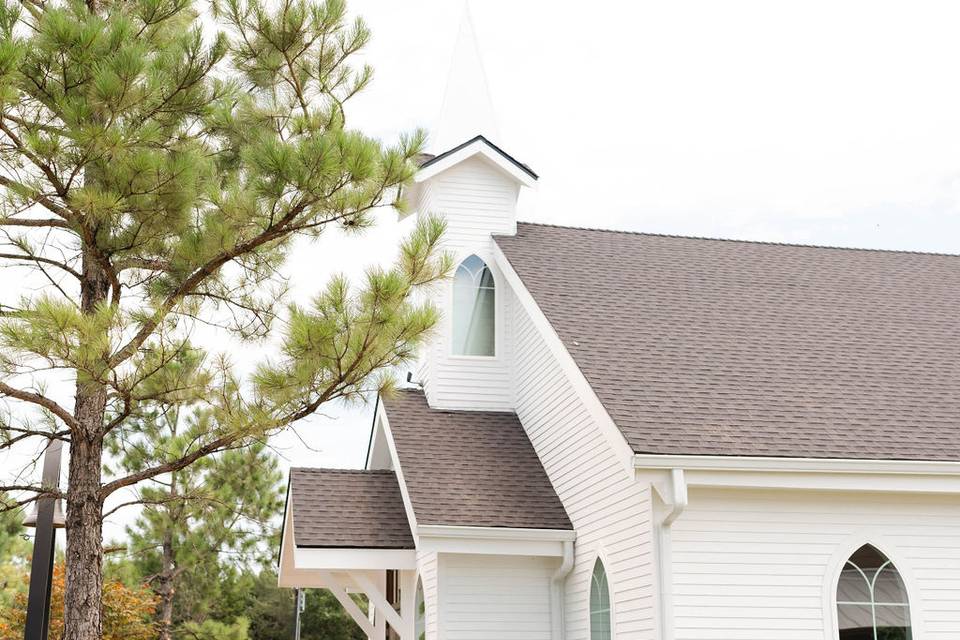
278, 128, 960, 640
276, 15, 960, 640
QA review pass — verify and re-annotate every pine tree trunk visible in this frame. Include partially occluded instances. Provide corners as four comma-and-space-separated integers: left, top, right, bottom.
157, 472, 178, 640
63, 251, 110, 640
63, 435, 105, 640
157, 537, 176, 640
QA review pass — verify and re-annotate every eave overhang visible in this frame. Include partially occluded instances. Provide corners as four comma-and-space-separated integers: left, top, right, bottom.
415, 524, 576, 557
634, 454, 960, 494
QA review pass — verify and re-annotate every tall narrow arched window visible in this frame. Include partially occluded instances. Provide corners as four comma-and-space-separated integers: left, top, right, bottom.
837, 545, 912, 640
590, 558, 611, 640
415, 577, 425, 640
452, 255, 495, 356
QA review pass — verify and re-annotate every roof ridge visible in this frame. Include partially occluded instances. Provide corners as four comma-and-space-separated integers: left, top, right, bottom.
509, 220, 960, 258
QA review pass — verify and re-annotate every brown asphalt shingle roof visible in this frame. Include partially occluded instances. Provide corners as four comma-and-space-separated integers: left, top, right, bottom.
289, 468, 414, 548
383, 390, 572, 529
495, 222, 960, 461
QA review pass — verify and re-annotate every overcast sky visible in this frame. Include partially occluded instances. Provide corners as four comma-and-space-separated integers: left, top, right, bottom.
7, 0, 960, 539
283, 0, 960, 474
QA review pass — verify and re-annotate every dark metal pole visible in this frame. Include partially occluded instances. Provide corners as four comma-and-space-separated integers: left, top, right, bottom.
24, 440, 63, 640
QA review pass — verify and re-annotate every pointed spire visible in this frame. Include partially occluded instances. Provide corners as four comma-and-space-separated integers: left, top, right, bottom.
430, 3, 501, 153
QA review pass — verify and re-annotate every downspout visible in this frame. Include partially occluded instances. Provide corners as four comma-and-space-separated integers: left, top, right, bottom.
550, 539, 575, 640
658, 469, 688, 640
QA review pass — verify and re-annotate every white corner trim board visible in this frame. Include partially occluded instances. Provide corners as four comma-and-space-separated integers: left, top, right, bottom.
491, 241, 636, 474
374, 402, 421, 541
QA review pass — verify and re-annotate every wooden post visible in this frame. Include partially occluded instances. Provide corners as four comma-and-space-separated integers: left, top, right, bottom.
398, 570, 417, 640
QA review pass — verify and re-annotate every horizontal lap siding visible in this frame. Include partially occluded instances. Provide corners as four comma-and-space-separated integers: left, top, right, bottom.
672, 488, 960, 640
439, 554, 554, 640
513, 298, 656, 639
418, 551, 439, 640
420, 157, 518, 411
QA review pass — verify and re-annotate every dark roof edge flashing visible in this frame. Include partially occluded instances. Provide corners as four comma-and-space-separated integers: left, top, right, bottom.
419, 134, 538, 180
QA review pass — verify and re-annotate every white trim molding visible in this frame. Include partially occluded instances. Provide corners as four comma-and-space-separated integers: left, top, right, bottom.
635, 454, 960, 494
633, 453, 960, 475
822, 535, 925, 640
416, 524, 576, 557
414, 137, 537, 189
292, 548, 417, 572
375, 402, 421, 540
492, 241, 637, 474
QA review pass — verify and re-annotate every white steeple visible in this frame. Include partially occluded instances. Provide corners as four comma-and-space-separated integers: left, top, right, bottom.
430, 5, 501, 153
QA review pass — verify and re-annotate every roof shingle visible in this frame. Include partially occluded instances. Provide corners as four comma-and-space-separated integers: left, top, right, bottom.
383, 390, 572, 529
289, 468, 414, 548
495, 222, 960, 461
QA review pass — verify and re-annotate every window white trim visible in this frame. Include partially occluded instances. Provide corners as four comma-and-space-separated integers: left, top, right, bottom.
414, 573, 425, 640
449, 254, 497, 358
823, 535, 922, 640
588, 550, 615, 640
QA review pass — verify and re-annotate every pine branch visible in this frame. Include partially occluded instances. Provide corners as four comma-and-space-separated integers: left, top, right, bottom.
0, 382, 81, 431
0, 252, 81, 278
99, 434, 242, 498
0, 488, 64, 514
107, 202, 358, 369
0, 217, 70, 229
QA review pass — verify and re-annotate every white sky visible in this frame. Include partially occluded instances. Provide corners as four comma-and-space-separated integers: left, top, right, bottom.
6, 0, 960, 540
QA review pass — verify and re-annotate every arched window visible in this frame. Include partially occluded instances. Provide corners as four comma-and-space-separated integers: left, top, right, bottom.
590, 558, 611, 640
837, 545, 912, 640
415, 577, 425, 640
452, 255, 495, 356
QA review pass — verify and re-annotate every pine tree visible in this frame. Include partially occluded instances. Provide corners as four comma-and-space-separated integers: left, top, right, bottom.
110, 405, 284, 640
0, 0, 450, 637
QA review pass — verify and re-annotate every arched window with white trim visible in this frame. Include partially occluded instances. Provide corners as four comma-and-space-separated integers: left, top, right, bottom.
415, 577, 425, 640
837, 544, 912, 640
452, 254, 495, 356
590, 558, 611, 640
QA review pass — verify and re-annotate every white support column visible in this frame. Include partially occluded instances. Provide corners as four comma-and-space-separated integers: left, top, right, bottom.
372, 571, 387, 640
398, 570, 417, 640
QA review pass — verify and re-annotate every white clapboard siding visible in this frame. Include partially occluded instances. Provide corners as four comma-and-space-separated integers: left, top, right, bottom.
672, 488, 960, 640
418, 550, 439, 640
512, 293, 657, 639
438, 554, 555, 640
417, 156, 519, 411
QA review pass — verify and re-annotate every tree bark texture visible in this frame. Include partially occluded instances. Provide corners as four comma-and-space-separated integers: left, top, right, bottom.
63, 251, 110, 640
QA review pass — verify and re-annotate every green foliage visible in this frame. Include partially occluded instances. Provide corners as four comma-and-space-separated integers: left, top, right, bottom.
0, 493, 27, 611
109, 405, 284, 637
0, 0, 449, 471
0, 0, 448, 634
0, 494, 25, 562
299, 588, 366, 640
180, 617, 250, 640
237, 568, 365, 640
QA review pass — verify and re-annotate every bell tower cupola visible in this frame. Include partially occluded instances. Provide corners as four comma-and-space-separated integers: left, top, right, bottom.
402, 6, 537, 411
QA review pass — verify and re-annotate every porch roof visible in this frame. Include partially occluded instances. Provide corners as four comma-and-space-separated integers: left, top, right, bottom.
288, 468, 414, 549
